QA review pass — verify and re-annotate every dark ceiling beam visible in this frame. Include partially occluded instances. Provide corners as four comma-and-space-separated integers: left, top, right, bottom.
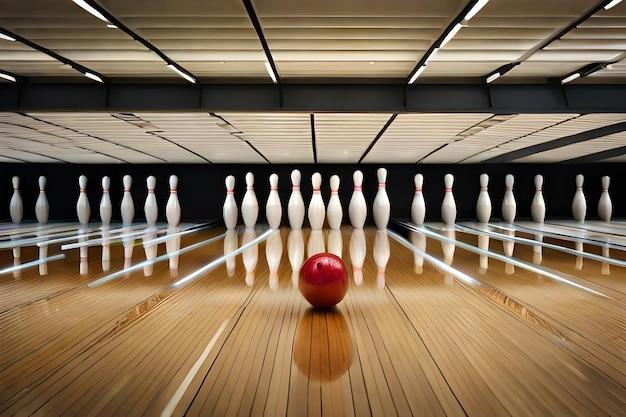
564, 145, 626, 163
2, 83, 626, 113
0, 27, 107, 83
242, 0, 281, 85
483, 121, 626, 163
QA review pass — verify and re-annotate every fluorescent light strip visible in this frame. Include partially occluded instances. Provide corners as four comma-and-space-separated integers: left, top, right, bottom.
464, 0, 489, 21
440, 23, 463, 48
486, 72, 500, 83
0, 72, 17, 82
167, 64, 196, 84
561, 72, 581, 84
424, 47, 439, 64
72, 0, 109, 22
0, 254, 65, 275
264, 61, 278, 84
604, 0, 622, 10
0, 33, 16, 42
408, 65, 427, 84
106, 24, 118, 29
84, 71, 103, 83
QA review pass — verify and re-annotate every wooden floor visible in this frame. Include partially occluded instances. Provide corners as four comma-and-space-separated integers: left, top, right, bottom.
0, 223, 624, 417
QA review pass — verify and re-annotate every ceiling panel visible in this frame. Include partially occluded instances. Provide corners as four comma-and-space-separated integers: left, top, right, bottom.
315, 113, 392, 163
362, 113, 492, 163
515, 131, 626, 162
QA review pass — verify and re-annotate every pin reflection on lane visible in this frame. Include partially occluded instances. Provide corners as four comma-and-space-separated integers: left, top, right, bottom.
242, 228, 258, 286
265, 232, 282, 290
287, 229, 304, 288
373, 230, 390, 288
349, 229, 366, 285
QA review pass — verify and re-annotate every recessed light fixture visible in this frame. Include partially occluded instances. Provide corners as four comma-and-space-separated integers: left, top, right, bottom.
72, 0, 109, 22
486, 72, 501, 83
604, 0, 622, 10
0, 72, 17, 82
369, 61, 375, 64
561, 72, 581, 84
167, 64, 197, 84
106, 24, 117, 29
84, 71, 104, 83
264, 61, 278, 84
0, 32, 16, 42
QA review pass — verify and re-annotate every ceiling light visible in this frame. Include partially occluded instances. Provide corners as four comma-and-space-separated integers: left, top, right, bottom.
0, 33, 16, 42
439, 23, 463, 48
264, 61, 278, 84
486, 72, 500, 83
106, 24, 117, 29
463, 0, 489, 22
84, 71, 103, 83
0, 72, 17, 82
604, 0, 622, 10
561, 72, 580, 84
424, 48, 439, 64
167, 64, 196, 84
408, 65, 427, 84
72, 0, 109, 22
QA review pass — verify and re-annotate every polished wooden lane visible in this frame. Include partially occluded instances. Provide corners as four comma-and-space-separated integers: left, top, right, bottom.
0, 224, 624, 416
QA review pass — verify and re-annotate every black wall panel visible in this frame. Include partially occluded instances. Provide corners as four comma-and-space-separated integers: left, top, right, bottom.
1, 163, 624, 226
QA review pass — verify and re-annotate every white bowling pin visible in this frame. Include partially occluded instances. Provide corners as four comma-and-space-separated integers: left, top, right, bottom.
349, 170, 367, 229
531, 174, 546, 223
598, 176, 612, 222
327, 175, 343, 230
241, 172, 259, 229
266, 173, 282, 229
373, 168, 390, 230
120, 175, 135, 226
411, 174, 425, 225
35, 176, 49, 224
288, 169, 305, 229
476, 173, 491, 223
242, 228, 258, 286
76, 175, 90, 225
308, 172, 326, 230
223, 175, 238, 230
307, 229, 326, 257
327, 229, 343, 258
349, 228, 366, 285
99, 176, 112, 226
373, 230, 390, 289
440, 174, 456, 226
266, 232, 282, 290
166, 174, 181, 227
287, 229, 304, 286
501, 174, 516, 224
9, 176, 23, 224
144, 176, 158, 226
572, 174, 587, 222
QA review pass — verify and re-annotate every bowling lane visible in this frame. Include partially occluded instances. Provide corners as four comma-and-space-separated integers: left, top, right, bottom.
0, 226, 229, 414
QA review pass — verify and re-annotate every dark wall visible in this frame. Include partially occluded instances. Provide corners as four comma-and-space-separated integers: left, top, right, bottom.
1, 163, 624, 224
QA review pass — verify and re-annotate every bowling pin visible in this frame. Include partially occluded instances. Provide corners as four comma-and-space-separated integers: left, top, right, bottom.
265, 173, 282, 229
9, 176, 23, 224
35, 175, 49, 224
241, 172, 259, 229
373, 167, 390, 230
144, 175, 158, 226
99, 176, 112, 226
327, 175, 343, 230
120, 175, 135, 226
501, 174, 516, 224
288, 169, 305, 229
349, 228, 366, 285
223, 175, 238, 230
308, 172, 325, 230
476, 173, 491, 223
373, 230, 390, 289
440, 174, 456, 226
572, 174, 587, 222
531, 174, 546, 223
164, 175, 181, 227
349, 170, 367, 229
266, 232, 282, 290
598, 176, 612, 222
411, 174, 425, 225
76, 175, 90, 225
287, 229, 304, 286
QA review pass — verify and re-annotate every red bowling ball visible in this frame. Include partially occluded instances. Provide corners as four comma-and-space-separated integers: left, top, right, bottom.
299, 253, 348, 309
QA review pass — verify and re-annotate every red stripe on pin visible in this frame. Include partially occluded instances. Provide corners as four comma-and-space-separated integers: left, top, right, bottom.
80, 188, 86, 192
292, 185, 300, 190
124, 188, 130, 192
313, 187, 320, 192
271, 187, 277, 191
415, 188, 422, 192
378, 182, 385, 188
171, 189, 177, 193
354, 186, 362, 191
227, 190, 234, 194
445, 188, 451, 192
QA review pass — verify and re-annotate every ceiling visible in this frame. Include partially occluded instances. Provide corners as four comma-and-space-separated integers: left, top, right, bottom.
1, 0, 626, 164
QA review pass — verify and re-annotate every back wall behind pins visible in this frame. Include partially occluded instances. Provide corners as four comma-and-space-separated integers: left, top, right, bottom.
1, 163, 625, 224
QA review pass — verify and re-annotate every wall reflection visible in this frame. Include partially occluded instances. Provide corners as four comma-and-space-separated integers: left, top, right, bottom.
293, 308, 353, 381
